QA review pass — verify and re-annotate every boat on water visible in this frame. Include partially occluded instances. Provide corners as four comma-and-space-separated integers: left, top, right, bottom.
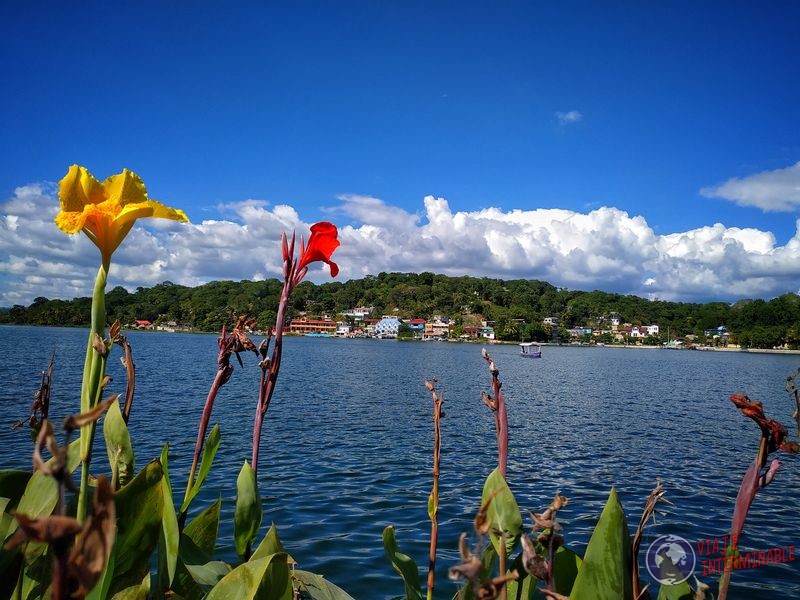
519, 342, 542, 358
304, 332, 333, 338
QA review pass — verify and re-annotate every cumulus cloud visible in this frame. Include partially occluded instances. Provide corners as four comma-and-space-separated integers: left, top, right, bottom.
555, 110, 583, 125
700, 161, 800, 212
3, 183, 800, 305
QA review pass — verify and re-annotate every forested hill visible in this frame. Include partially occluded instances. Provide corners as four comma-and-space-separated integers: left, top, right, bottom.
2, 272, 800, 347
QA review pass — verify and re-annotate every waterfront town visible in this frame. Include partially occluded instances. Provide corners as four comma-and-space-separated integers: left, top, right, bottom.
129, 306, 734, 348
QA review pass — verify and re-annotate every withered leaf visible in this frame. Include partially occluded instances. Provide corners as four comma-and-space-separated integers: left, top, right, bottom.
4, 513, 82, 549
68, 476, 115, 598
63, 396, 117, 431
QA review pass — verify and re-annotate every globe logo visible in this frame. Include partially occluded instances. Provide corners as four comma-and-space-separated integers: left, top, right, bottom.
645, 534, 696, 585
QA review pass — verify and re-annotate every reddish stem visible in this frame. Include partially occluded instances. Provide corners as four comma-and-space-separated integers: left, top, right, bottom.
427, 385, 443, 600
185, 327, 233, 502
251, 276, 291, 472
483, 350, 509, 477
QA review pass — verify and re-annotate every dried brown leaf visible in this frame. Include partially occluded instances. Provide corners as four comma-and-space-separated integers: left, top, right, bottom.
63, 396, 117, 431
4, 513, 82, 549
68, 476, 116, 598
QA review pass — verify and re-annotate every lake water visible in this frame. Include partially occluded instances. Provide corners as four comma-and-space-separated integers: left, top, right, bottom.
1, 325, 799, 599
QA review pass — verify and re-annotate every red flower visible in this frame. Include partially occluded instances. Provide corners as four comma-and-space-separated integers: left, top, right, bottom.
297, 222, 340, 277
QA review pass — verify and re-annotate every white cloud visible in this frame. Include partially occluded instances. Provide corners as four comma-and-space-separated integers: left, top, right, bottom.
700, 161, 800, 212
555, 110, 583, 125
3, 183, 800, 305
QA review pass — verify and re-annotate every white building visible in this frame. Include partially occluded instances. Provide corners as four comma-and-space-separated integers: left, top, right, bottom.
375, 316, 401, 337
340, 306, 374, 320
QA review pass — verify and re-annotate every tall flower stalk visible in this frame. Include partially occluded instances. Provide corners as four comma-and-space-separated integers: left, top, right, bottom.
481, 348, 509, 477
424, 379, 444, 600
251, 223, 340, 473
183, 318, 257, 506
55, 165, 187, 521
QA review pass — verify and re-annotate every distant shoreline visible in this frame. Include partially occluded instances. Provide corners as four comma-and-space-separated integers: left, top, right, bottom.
4, 324, 800, 355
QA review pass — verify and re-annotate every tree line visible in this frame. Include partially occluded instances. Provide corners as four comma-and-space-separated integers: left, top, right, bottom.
2, 272, 800, 349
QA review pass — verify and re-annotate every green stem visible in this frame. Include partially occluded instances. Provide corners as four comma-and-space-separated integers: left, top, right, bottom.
77, 263, 108, 523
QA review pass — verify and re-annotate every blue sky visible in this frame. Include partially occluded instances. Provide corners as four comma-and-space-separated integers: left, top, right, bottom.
1, 1, 800, 304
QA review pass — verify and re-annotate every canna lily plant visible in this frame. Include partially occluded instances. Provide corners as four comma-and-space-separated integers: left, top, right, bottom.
55, 166, 188, 522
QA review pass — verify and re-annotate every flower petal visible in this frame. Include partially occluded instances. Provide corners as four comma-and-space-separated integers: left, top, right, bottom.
102, 169, 150, 207
58, 165, 106, 212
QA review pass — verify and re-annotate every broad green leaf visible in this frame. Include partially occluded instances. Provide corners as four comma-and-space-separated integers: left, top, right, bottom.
251, 523, 287, 562
382, 525, 423, 600
527, 547, 584, 599
234, 460, 262, 559
12, 542, 50, 600
657, 580, 693, 600
0, 498, 13, 542
507, 568, 537, 600
159, 444, 180, 589
481, 467, 523, 556
293, 569, 356, 599
183, 498, 221, 558
0, 470, 31, 510
104, 397, 135, 487
110, 571, 151, 600
184, 560, 231, 586
550, 546, 582, 595
15, 439, 80, 522
172, 559, 207, 599
180, 423, 221, 514
570, 488, 633, 600
205, 552, 288, 600
114, 459, 165, 581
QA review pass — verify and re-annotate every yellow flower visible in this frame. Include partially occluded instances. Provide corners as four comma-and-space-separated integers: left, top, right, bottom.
55, 165, 189, 265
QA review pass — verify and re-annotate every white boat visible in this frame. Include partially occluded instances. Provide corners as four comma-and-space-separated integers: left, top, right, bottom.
519, 342, 542, 358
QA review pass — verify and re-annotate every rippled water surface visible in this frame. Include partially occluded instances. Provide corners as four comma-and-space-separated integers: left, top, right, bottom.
1, 325, 799, 599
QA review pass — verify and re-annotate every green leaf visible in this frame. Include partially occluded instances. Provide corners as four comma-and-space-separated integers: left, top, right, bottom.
11, 542, 50, 600
526, 546, 584, 599
382, 525, 423, 600
184, 560, 232, 586
481, 467, 523, 556
104, 397, 135, 487
0, 498, 13, 543
180, 423, 221, 514
183, 498, 222, 558
172, 558, 208, 600
293, 570, 356, 599
234, 460, 262, 559
252, 523, 287, 562
15, 439, 80, 522
110, 571, 151, 600
427, 492, 436, 522
158, 444, 179, 590
114, 459, 165, 582
550, 546, 582, 596
205, 552, 288, 600
656, 580, 693, 600
0, 470, 31, 510
570, 488, 633, 600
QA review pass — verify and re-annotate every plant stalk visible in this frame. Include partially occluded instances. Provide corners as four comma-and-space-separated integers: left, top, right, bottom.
251, 280, 290, 472
184, 362, 229, 502
77, 263, 108, 523
426, 384, 443, 600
